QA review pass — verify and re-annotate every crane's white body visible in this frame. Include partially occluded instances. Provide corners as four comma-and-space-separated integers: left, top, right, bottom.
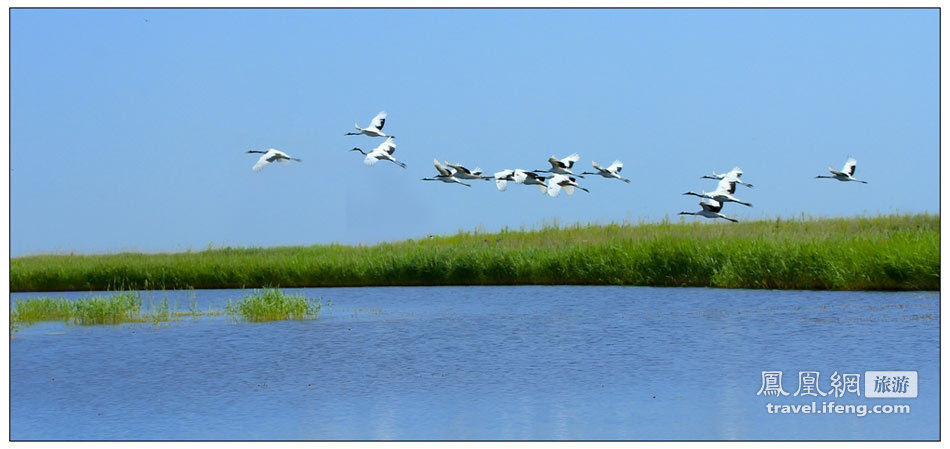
494, 169, 548, 193
422, 158, 471, 187
350, 137, 406, 168
816, 157, 867, 183
536, 153, 583, 177
346, 111, 392, 138
679, 198, 738, 222
493, 169, 516, 191
582, 160, 630, 183
495, 168, 548, 195
547, 174, 589, 198
514, 169, 549, 193
247, 148, 302, 172
701, 166, 753, 188
683, 177, 752, 207
445, 162, 491, 180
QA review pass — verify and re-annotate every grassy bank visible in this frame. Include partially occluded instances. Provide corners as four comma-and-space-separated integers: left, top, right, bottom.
10, 214, 939, 291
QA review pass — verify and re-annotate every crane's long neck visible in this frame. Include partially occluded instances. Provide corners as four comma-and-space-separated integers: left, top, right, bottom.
350, 148, 368, 155
247, 150, 267, 154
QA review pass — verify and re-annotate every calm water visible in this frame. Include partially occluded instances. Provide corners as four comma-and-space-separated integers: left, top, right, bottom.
10, 286, 939, 440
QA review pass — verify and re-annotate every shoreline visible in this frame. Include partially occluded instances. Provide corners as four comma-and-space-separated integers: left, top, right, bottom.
10, 214, 940, 292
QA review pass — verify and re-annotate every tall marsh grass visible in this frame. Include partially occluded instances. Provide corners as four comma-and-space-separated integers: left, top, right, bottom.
72, 292, 142, 325
9, 289, 315, 337
10, 214, 939, 291
12, 292, 143, 327
226, 289, 321, 322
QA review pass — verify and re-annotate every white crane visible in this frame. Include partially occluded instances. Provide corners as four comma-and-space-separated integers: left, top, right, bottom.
581, 160, 630, 183
246, 149, 302, 172
718, 177, 739, 195
535, 153, 583, 177
493, 169, 548, 193
679, 198, 738, 223
815, 157, 867, 184
701, 166, 753, 188
421, 158, 471, 187
513, 169, 549, 194
345, 111, 393, 138
493, 169, 516, 191
546, 174, 589, 198
683, 177, 752, 207
444, 162, 492, 181
349, 137, 406, 168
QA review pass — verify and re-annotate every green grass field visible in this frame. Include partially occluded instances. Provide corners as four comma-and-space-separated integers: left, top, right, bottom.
10, 214, 939, 292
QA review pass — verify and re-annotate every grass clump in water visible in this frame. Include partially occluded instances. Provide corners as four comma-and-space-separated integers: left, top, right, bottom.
226, 289, 321, 322
10, 291, 239, 336
71, 292, 142, 325
11, 292, 143, 328
13, 296, 74, 323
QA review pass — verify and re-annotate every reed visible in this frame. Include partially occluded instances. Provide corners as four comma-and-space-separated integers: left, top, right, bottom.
72, 292, 143, 325
11, 292, 143, 329
9, 214, 939, 291
226, 289, 321, 322
9, 292, 228, 335
13, 296, 74, 323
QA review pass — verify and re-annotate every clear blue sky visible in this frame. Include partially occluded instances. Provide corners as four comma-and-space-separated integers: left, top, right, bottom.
10, 8, 939, 256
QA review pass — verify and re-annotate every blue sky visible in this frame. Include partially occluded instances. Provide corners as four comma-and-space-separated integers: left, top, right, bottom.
10, 8, 939, 256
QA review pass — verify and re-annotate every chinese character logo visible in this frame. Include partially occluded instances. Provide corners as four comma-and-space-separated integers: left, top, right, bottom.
757, 371, 790, 396
864, 371, 917, 398
829, 371, 861, 398
874, 375, 910, 394
793, 371, 827, 397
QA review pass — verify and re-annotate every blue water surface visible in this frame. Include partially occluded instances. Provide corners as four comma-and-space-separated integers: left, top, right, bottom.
9, 286, 940, 440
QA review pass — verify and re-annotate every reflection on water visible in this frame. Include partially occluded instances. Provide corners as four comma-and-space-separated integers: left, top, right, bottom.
10, 287, 939, 440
